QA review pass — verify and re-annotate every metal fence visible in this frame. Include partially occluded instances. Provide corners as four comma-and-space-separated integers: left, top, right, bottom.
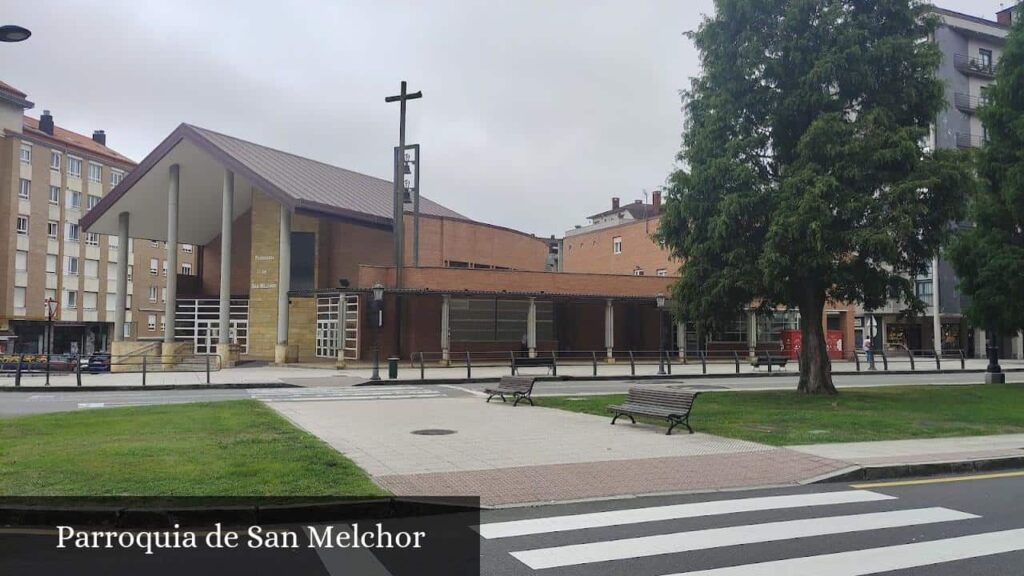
0, 353, 222, 386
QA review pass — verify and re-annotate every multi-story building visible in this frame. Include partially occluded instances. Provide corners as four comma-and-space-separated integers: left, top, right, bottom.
855, 5, 1023, 360
0, 80, 194, 354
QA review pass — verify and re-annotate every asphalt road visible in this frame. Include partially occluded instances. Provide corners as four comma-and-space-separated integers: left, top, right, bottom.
479, 472, 1024, 575
0, 371, 1021, 417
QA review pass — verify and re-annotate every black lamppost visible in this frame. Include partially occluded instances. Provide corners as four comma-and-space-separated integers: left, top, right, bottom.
656, 293, 666, 375
44, 297, 57, 386
985, 326, 1005, 384
370, 282, 384, 381
0, 25, 31, 43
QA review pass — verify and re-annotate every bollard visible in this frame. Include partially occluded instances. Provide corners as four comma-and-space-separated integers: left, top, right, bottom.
466, 351, 471, 379
592, 351, 597, 377
419, 352, 425, 380
76, 358, 82, 387
908, 351, 915, 371
766, 352, 773, 374
206, 354, 211, 384
551, 351, 558, 377
387, 357, 399, 379
854, 352, 860, 372
700, 350, 707, 374
733, 351, 740, 374
881, 350, 889, 371
628, 350, 636, 376
665, 351, 672, 375
142, 356, 147, 386
935, 353, 941, 371
509, 351, 517, 376
959, 349, 966, 370
15, 354, 23, 387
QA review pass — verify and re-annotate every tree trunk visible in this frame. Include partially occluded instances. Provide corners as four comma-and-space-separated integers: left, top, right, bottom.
797, 293, 837, 395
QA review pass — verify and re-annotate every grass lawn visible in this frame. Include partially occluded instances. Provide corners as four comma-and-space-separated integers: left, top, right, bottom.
0, 400, 387, 496
542, 384, 1024, 446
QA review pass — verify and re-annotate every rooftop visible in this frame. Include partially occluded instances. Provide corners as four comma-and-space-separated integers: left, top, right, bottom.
21, 116, 135, 166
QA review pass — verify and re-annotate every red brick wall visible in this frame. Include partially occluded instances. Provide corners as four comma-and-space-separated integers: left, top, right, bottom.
404, 214, 549, 271
200, 209, 252, 296
563, 218, 677, 276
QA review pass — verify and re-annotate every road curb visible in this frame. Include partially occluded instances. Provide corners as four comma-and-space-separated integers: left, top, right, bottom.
0, 382, 299, 393
810, 455, 1024, 484
354, 367, 1024, 386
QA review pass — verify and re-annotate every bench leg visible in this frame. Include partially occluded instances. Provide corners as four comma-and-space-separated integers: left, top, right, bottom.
611, 413, 636, 425
486, 394, 494, 403
512, 393, 534, 407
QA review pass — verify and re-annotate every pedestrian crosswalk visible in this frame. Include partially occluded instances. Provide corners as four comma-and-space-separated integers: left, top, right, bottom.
249, 385, 444, 403
479, 489, 1024, 575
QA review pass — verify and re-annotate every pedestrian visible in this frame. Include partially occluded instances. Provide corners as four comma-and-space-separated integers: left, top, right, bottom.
864, 336, 876, 370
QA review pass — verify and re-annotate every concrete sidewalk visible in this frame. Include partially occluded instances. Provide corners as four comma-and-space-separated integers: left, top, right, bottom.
790, 434, 1024, 467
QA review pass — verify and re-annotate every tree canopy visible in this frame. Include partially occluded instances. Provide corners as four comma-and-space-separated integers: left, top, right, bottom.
948, 13, 1024, 340
657, 0, 972, 393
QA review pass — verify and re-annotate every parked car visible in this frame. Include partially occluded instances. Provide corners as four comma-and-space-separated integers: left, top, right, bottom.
87, 353, 111, 373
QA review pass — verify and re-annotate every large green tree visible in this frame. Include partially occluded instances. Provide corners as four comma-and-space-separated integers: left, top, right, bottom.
948, 13, 1024, 347
657, 0, 972, 394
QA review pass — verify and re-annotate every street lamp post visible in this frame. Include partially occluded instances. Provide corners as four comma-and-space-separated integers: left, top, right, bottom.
656, 293, 666, 375
370, 282, 385, 381
44, 297, 57, 386
985, 326, 1005, 384
0, 25, 32, 43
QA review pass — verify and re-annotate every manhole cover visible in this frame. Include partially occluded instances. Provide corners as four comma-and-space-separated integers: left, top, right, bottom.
411, 429, 457, 436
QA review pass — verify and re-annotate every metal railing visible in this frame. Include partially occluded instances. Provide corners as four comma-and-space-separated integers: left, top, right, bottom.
954, 54, 996, 78
953, 92, 988, 113
853, 348, 966, 372
0, 353, 222, 386
411, 349, 699, 380
955, 132, 986, 149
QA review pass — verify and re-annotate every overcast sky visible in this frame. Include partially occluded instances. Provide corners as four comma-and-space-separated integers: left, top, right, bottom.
0, 0, 1012, 237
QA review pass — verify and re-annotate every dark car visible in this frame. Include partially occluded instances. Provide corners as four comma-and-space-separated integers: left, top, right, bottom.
87, 353, 111, 373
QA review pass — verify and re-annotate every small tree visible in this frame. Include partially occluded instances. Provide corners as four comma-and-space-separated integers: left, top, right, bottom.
658, 0, 972, 394
948, 14, 1024, 347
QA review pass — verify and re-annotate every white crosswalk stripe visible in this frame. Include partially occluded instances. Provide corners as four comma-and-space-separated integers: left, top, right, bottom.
479, 490, 895, 539
249, 386, 443, 402
486, 489, 1024, 574
509, 508, 977, 570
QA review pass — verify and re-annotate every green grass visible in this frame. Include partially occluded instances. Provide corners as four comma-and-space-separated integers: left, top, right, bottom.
543, 384, 1024, 446
0, 400, 387, 496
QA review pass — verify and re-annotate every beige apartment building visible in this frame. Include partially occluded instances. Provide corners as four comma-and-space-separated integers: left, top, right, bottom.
0, 80, 194, 355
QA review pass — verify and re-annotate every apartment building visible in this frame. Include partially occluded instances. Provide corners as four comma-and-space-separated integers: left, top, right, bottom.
0, 80, 194, 354
562, 192, 674, 277
854, 5, 1023, 359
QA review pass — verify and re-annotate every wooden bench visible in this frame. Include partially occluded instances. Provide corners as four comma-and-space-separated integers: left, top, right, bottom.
484, 376, 538, 407
750, 354, 788, 371
608, 387, 699, 435
510, 354, 557, 375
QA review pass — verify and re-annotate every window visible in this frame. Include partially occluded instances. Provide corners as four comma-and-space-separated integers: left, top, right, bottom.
65, 290, 78, 309
147, 314, 156, 331
149, 258, 158, 275
124, 323, 131, 338
50, 151, 61, 171
84, 259, 99, 278
65, 222, 80, 242
163, 261, 168, 276
19, 144, 31, 164
612, 236, 622, 254
182, 244, 193, 254
150, 240, 159, 247
87, 194, 101, 210
633, 268, 645, 276
656, 268, 668, 277
18, 178, 30, 199
148, 286, 158, 302
45, 289, 56, 305
111, 170, 124, 186
14, 287, 26, 309
126, 294, 132, 308
48, 185, 60, 205
916, 280, 934, 305
181, 262, 192, 275
127, 265, 133, 281
980, 48, 993, 69
67, 157, 82, 178
66, 256, 80, 275
85, 232, 100, 246
160, 315, 166, 332
46, 254, 57, 273
106, 293, 116, 312
161, 287, 167, 302
88, 163, 102, 183
107, 263, 117, 281
15, 251, 27, 271
47, 220, 58, 238
16, 216, 28, 235
66, 189, 81, 209
83, 291, 98, 310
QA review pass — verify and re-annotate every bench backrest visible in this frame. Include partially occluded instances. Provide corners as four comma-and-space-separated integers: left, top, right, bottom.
625, 387, 698, 411
497, 376, 537, 393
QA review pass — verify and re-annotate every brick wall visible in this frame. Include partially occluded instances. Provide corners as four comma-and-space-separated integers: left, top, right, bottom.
247, 190, 282, 358
200, 208, 252, 297
563, 218, 676, 276
403, 214, 549, 271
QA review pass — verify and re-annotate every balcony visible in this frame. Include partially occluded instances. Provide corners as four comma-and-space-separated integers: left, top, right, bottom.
953, 92, 989, 114
954, 54, 996, 78
955, 132, 986, 149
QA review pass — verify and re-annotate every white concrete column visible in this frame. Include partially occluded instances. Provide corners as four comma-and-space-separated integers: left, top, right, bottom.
527, 297, 537, 358
1015, 331, 1023, 360
974, 327, 986, 358
277, 207, 291, 346
164, 164, 179, 344
218, 170, 234, 345
932, 256, 941, 355
604, 299, 614, 358
440, 294, 451, 362
748, 310, 757, 356
677, 321, 685, 359
114, 212, 130, 341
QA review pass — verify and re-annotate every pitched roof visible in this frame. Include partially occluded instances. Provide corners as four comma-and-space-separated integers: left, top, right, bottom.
0, 80, 33, 109
587, 202, 660, 221
188, 125, 465, 221
22, 116, 135, 166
